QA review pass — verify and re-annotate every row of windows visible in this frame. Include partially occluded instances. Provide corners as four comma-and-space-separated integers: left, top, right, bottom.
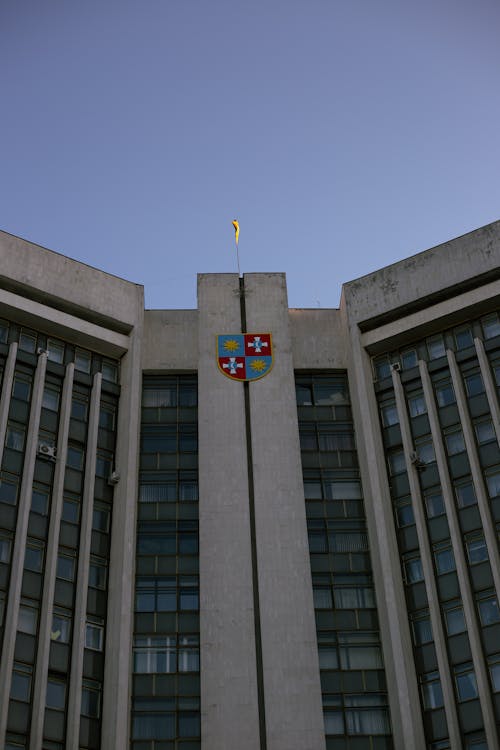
0, 319, 118, 383
133, 635, 199, 673
373, 311, 500, 380
420, 655, 500, 710
411, 590, 500, 646
323, 693, 391, 736
10, 663, 101, 718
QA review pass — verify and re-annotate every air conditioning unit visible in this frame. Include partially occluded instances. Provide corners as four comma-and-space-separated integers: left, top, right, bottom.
108, 471, 120, 486
390, 362, 401, 372
37, 347, 48, 356
38, 443, 56, 460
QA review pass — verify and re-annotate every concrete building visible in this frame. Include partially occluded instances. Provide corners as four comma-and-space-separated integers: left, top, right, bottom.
0, 220, 500, 750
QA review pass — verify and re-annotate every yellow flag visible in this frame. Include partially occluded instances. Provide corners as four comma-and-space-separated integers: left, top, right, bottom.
232, 219, 239, 246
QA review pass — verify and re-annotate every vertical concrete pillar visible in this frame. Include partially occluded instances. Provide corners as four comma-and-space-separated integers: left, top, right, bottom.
0, 350, 47, 746
244, 273, 326, 750
0, 342, 18, 460
475, 337, 500, 449
420, 359, 499, 750
101, 330, 143, 750
343, 318, 426, 750
198, 274, 261, 750
391, 368, 461, 748
66, 372, 101, 750
30, 363, 74, 750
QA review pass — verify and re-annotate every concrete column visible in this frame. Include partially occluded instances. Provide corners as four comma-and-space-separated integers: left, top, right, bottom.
102, 330, 143, 750
391, 367, 461, 749
244, 273, 326, 750
475, 336, 500, 447
66, 373, 101, 750
198, 274, 261, 750
0, 342, 18, 462
30, 363, 74, 749
343, 317, 426, 750
0, 350, 47, 746
447, 351, 500, 606
420, 359, 499, 750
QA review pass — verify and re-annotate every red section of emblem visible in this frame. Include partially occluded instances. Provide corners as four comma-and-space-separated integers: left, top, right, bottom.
244, 333, 272, 357
218, 357, 247, 379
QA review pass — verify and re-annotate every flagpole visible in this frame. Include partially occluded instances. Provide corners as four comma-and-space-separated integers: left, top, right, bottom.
236, 240, 241, 277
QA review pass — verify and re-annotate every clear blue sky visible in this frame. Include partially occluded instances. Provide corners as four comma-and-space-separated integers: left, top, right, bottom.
1, 0, 499, 310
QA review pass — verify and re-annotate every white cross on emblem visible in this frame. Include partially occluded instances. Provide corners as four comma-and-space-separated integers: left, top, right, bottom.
248, 336, 268, 353
222, 357, 243, 375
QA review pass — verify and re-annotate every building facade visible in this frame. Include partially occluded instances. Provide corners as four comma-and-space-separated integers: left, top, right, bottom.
0, 221, 500, 750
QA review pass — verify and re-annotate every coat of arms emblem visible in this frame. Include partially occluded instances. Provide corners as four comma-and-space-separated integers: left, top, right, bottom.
217, 333, 273, 381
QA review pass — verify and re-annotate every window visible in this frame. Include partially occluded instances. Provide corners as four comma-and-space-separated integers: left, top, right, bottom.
456, 481, 476, 508
132, 697, 176, 739
66, 445, 84, 470
454, 663, 478, 701
135, 576, 198, 612
455, 327, 473, 350
466, 536, 488, 565
488, 654, 500, 692
47, 339, 64, 364
323, 695, 344, 735
444, 602, 466, 635
373, 356, 391, 380
396, 497, 414, 527
31, 486, 49, 515
19, 331, 36, 353
179, 635, 200, 672
85, 620, 104, 651
46, 677, 66, 710
81, 680, 101, 718
381, 403, 399, 427
333, 580, 375, 609
95, 451, 113, 479
56, 552, 75, 581
482, 313, 500, 339
62, 495, 80, 524
0, 474, 18, 505
416, 439, 435, 464
344, 694, 391, 735
71, 397, 88, 421
317, 632, 339, 669
42, 387, 59, 412
465, 372, 484, 397
313, 581, 333, 609
0, 533, 12, 563
404, 556, 424, 584
412, 613, 433, 645
101, 360, 118, 383
425, 488, 445, 518
92, 504, 110, 533
421, 671, 444, 709
435, 382, 456, 407
475, 419, 496, 444
408, 393, 427, 417
18, 601, 38, 635
434, 544, 456, 574
0, 318, 8, 343
388, 450, 406, 476
75, 349, 91, 373
6, 426, 25, 452
24, 542, 44, 572
401, 349, 418, 369
486, 470, 500, 499
338, 632, 383, 669
51, 610, 71, 643
99, 405, 115, 430
477, 592, 500, 626
427, 335, 446, 360
10, 663, 32, 702
134, 635, 177, 673
12, 376, 31, 401
89, 558, 107, 589
445, 430, 465, 455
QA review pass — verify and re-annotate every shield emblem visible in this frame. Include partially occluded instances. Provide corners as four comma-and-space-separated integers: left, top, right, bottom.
217, 333, 273, 382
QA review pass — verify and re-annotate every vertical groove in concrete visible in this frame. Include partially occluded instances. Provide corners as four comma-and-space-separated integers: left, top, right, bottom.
198, 274, 260, 750
391, 368, 462, 749
29, 363, 74, 750
240, 278, 268, 750
0, 342, 18, 464
66, 372, 101, 750
0, 350, 47, 746
420, 359, 499, 750
244, 273, 326, 750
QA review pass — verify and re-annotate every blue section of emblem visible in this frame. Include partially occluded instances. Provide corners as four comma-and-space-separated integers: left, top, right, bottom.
245, 355, 273, 380
218, 334, 245, 357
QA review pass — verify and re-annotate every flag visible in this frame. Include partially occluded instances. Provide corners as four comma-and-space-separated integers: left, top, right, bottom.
232, 219, 239, 246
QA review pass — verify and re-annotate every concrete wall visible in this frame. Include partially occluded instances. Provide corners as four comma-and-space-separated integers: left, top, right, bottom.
290, 308, 346, 368
142, 309, 198, 370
